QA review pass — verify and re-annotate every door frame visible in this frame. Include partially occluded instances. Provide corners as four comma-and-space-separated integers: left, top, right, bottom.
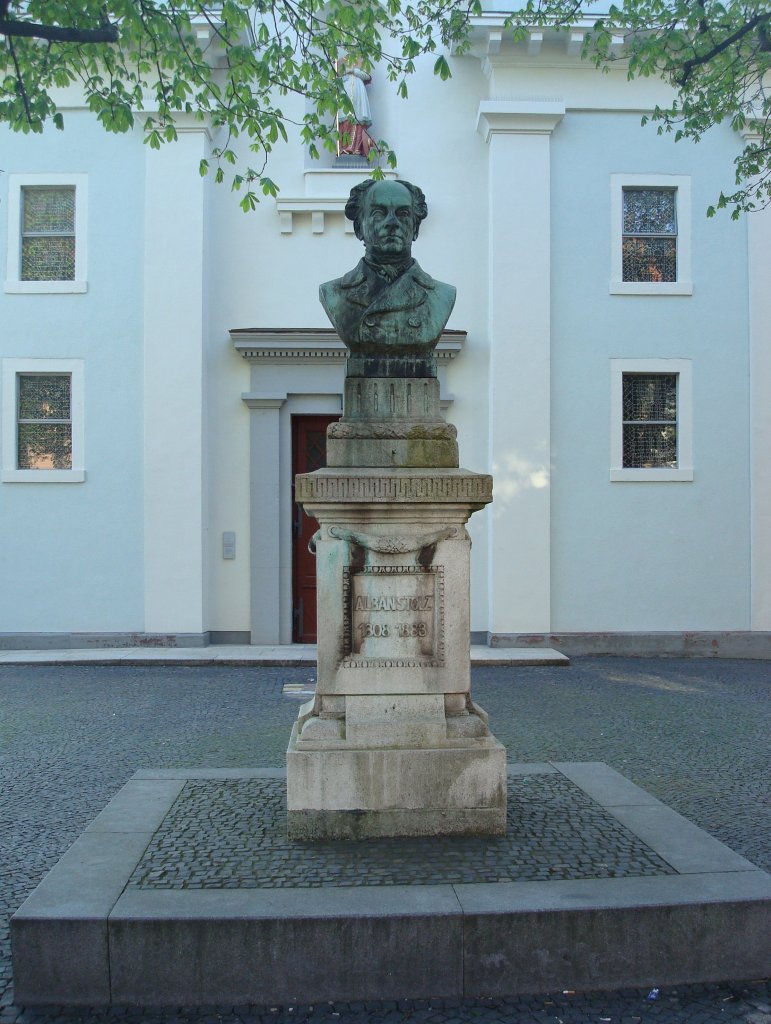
242, 391, 342, 645
291, 413, 340, 643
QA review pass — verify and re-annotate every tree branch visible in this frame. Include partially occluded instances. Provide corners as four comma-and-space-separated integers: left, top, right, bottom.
677, 11, 770, 85
0, 18, 119, 43
6, 34, 32, 124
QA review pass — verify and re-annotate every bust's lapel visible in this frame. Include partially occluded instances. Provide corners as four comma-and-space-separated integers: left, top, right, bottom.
339, 260, 373, 307
364, 262, 433, 315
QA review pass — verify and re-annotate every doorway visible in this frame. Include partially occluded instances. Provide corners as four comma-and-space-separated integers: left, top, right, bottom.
291, 414, 338, 643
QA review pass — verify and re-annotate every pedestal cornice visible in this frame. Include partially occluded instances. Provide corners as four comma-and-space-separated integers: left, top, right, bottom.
295, 468, 493, 505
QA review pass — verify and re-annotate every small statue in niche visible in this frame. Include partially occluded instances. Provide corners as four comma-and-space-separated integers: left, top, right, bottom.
337, 56, 374, 158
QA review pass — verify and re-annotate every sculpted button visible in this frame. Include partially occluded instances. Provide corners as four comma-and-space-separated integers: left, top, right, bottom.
408, 316, 421, 328
364, 317, 377, 327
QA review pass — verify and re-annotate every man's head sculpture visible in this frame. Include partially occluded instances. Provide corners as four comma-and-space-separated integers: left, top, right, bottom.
345, 178, 428, 245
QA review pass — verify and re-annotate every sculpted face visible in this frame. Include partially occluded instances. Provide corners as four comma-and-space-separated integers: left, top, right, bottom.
360, 180, 416, 259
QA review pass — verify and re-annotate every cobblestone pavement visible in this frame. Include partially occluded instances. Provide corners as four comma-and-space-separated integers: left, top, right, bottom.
0, 658, 769, 1024
129, 774, 674, 889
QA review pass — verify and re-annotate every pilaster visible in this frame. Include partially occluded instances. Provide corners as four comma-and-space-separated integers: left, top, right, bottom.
143, 128, 210, 634
242, 394, 287, 644
749, 203, 771, 629
476, 100, 564, 634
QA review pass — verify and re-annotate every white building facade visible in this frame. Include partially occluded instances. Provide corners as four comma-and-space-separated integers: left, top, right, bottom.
2, 17, 770, 656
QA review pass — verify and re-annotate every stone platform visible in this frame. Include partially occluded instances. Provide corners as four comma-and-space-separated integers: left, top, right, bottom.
11, 763, 770, 1006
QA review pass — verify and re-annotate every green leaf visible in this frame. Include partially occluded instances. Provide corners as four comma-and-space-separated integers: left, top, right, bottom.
433, 55, 451, 80
240, 191, 259, 211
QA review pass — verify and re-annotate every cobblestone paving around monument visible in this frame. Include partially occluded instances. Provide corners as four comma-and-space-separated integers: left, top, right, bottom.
1, 658, 769, 1023
129, 774, 675, 889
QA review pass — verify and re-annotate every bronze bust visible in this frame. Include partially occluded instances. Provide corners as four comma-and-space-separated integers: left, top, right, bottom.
320, 179, 456, 365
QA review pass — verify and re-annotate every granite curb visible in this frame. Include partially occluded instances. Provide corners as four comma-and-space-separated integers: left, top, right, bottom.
11, 763, 770, 1006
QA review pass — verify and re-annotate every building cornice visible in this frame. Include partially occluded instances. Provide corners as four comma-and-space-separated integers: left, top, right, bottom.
462, 15, 625, 61
241, 393, 287, 409
231, 328, 467, 363
476, 99, 565, 140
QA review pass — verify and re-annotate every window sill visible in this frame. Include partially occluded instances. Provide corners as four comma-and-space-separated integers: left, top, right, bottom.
4, 280, 88, 294
610, 281, 693, 296
2, 469, 86, 483
610, 467, 693, 482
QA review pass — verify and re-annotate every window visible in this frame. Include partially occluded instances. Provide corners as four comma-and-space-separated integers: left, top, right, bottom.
2, 359, 85, 482
622, 373, 677, 467
610, 359, 693, 481
20, 187, 76, 282
622, 189, 676, 283
610, 175, 692, 296
4, 174, 88, 293
17, 374, 73, 469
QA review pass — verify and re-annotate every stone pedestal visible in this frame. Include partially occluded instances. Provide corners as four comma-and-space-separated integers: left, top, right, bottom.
288, 177, 506, 839
286, 468, 506, 839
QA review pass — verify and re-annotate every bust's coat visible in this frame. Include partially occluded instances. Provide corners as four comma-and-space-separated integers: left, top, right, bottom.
320, 258, 456, 353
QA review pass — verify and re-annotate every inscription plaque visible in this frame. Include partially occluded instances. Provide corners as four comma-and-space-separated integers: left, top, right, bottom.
342, 565, 445, 667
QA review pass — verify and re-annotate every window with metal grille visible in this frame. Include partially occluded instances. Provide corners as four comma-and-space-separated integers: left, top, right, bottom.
622, 188, 677, 283
5, 174, 87, 293
622, 373, 677, 469
16, 374, 73, 470
20, 186, 76, 282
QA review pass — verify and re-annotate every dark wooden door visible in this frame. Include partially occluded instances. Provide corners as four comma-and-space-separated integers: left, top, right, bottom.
292, 415, 338, 643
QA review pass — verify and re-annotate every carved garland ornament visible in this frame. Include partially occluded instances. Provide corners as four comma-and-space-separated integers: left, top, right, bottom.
328, 526, 459, 553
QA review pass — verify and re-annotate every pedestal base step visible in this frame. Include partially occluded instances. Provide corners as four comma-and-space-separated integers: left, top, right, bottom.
286, 727, 507, 839
286, 805, 506, 840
